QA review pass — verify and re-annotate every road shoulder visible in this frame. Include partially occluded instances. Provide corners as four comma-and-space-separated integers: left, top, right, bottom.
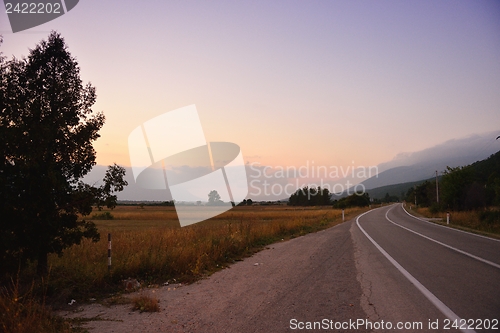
60, 220, 370, 333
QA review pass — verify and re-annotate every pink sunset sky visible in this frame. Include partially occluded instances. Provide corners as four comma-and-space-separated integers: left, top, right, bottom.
1, 0, 499, 173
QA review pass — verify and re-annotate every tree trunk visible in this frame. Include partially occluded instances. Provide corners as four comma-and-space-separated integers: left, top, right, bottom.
37, 251, 48, 276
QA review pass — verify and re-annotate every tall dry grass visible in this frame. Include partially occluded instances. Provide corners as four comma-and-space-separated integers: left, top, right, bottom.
47, 206, 365, 299
0, 278, 72, 333
413, 206, 500, 236
1, 205, 366, 332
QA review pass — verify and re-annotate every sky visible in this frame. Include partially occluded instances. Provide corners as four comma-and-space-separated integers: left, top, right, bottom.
1, 0, 500, 181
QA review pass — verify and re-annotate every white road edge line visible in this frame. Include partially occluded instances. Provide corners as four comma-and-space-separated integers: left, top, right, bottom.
356, 209, 476, 333
386, 206, 500, 270
402, 204, 500, 243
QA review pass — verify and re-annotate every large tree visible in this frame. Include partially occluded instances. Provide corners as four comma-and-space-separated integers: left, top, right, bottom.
0, 32, 127, 276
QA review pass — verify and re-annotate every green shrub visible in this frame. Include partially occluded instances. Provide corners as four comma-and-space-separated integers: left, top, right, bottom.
91, 211, 114, 220
480, 210, 500, 225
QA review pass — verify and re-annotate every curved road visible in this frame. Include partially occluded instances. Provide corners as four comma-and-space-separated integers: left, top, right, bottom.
353, 204, 500, 333
62, 204, 500, 332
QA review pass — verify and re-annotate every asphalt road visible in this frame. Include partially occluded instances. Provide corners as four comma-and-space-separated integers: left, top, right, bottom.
62, 205, 500, 333
353, 204, 500, 333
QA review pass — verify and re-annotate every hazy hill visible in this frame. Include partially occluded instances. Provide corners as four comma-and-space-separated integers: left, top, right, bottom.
364, 179, 433, 201
84, 131, 500, 201
360, 131, 500, 190
355, 149, 500, 201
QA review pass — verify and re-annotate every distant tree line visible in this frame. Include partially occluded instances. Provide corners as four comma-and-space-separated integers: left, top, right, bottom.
288, 186, 332, 206
238, 199, 253, 206
405, 151, 500, 212
405, 180, 438, 208
379, 192, 400, 204
332, 192, 371, 209
118, 201, 175, 206
288, 186, 374, 208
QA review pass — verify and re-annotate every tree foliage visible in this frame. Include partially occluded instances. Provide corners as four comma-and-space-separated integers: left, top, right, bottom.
288, 186, 332, 206
440, 166, 474, 210
0, 32, 127, 276
405, 150, 500, 211
207, 190, 223, 205
237, 199, 253, 206
332, 192, 370, 209
381, 192, 400, 203
405, 181, 437, 208
440, 151, 500, 211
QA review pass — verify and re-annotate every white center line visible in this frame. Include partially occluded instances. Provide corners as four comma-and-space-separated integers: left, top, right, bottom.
356, 208, 476, 333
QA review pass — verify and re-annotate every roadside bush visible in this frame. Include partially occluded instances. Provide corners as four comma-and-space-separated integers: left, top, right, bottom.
91, 211, 114, 220
333, 192, 370, 209
0, 280, 72, 333
429, 203, 441, 214
480, 210, 500, 225
131, 295, 160, 313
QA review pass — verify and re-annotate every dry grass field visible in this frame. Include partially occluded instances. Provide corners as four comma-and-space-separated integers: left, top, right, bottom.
2, 204, 370, 333
410, 206, 500, 237
43, 205, 367, 300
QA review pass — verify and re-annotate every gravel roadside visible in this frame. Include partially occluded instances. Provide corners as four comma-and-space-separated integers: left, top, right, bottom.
60, 220, 370, 333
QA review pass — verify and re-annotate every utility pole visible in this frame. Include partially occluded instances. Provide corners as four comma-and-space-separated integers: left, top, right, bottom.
436, 170, 439, 204
414, 185, 417, 207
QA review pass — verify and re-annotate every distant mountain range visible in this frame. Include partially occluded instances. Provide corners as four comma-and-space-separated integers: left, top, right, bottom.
84, 130, 500, 202
363, 179, 435, 201
359, 131, 500, 191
